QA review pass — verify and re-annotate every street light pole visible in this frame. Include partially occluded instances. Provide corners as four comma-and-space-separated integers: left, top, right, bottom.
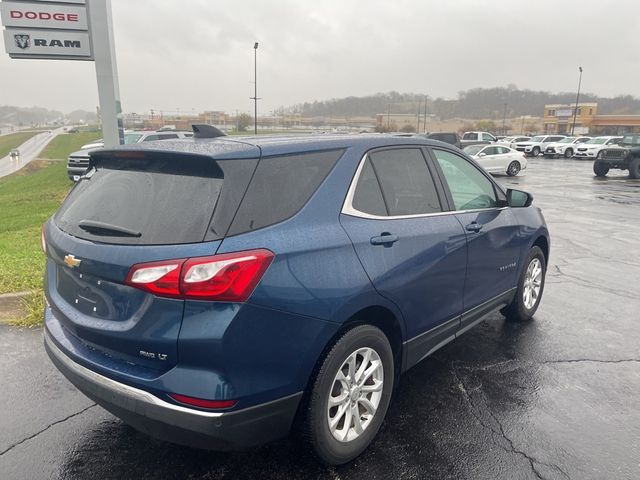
251, 42, 259, 135
571, 66, 583, 136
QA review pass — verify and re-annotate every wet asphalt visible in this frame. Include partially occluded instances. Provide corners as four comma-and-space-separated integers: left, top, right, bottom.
1, 157, 639, 480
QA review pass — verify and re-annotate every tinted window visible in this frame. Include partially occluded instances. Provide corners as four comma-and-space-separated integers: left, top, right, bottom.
433, 149, 498, 211
481, 133, 494, 141
55, 154, 259, 245
158, 133, 179, 140
463, 133, 478, 140
368, 148, 441, 216
352, 159, 387, 216
497, 147, 510, 154
228, 150, 343, 236
142, 134, 160, 141
483, 146, 499, 155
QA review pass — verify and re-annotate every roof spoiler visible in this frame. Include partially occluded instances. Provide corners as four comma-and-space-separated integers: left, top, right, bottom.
192, 124, 226, 139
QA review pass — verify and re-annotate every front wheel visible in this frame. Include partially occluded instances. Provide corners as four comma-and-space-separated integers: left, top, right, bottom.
564, 148, 573, 158
304, 325, 394, 465
629, 158, 640, 179
507, 161, 521, 176
531, 146, 540, 157
593, 161, 610, 177
502, 246, 546, 322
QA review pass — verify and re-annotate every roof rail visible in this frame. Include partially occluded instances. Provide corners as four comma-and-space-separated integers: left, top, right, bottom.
191, 124, 227, 139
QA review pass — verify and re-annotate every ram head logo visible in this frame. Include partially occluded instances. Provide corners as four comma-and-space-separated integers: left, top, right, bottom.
14, 34, 30, 50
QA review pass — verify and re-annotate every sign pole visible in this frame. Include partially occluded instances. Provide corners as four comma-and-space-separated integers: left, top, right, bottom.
87, 0, 122, 147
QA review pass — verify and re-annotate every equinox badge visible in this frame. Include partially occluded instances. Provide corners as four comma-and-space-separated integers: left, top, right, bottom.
64, 254, 81, 268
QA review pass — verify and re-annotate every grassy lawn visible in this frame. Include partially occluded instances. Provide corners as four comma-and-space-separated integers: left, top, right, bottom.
0, 130, 101, 327
40, 131, 101, 159
0, 131, 44, 158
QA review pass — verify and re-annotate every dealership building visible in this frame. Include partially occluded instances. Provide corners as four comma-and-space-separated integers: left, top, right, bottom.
544, 102, 640, 135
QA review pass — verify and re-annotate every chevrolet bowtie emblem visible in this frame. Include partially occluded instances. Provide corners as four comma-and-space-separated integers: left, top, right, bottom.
64, 254, 81, 268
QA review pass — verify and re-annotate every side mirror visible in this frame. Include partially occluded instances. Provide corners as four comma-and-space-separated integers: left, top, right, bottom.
478, 152, 487, 157
507, 188, 533, 208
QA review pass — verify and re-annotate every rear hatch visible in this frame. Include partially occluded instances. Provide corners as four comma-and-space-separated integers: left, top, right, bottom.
45, 147, 259, 376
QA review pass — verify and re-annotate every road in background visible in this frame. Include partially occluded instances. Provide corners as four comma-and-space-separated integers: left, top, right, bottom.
0, 128, 64, 178
0, 158, 639, 480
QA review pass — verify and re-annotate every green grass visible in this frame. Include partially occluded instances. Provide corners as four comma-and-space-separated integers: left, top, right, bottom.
40, 131, 101, 160
0, 160, 72, 295
0, 131, 43, 158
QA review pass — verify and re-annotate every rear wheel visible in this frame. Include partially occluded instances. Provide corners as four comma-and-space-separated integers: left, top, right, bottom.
629, 158, 640, 179
531, 146, 540, 157
502, 246, 546, 322
564, 148, 573, 158
507, 161, 521, 176
304, 325, 394, 465
593, 161, 610, 177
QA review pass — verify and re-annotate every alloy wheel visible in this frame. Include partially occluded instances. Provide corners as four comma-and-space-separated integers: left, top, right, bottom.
327, 347, 384, 443
523, 258, 542, 310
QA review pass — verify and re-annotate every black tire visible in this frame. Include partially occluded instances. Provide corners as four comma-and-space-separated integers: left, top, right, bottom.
304, 325, 394, 465
593, 161, 610, 177
531, 146, 540, 157
502, 246, 546, 322
564, 148, 573, 159
629, 158, 640, 179
507, 161, 521, 176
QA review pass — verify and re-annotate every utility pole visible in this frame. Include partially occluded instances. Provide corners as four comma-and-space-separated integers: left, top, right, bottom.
416, 102, 421, 133
502, 103, 507, 135
423, 96, 428, 133
250, 42, 259, 135
571, 66, 583, 136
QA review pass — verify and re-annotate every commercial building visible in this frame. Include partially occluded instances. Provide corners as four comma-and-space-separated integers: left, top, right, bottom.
543, 103, 640, 135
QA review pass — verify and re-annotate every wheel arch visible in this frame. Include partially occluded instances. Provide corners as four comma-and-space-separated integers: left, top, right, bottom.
532, 235, 549, 265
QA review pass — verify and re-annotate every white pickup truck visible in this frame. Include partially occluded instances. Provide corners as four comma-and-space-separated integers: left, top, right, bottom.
460, 131, 498, 148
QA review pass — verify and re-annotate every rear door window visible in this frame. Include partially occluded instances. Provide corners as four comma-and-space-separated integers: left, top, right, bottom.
227, 150, 343, 236
366, 148, 442, 216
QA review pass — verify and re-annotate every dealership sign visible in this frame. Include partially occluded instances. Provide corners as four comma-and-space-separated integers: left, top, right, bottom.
1, 0, 92, 59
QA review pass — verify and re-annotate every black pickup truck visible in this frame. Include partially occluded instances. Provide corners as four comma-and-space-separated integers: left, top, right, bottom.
593, 134, 640, 179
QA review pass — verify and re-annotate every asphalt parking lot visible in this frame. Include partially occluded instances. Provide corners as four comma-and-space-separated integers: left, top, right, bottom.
1, 157, 639, 480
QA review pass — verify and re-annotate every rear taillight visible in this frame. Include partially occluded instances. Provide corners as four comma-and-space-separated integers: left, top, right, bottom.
169, 393, 237, 410
126, 259, 186, 297
125, 249, 274, 302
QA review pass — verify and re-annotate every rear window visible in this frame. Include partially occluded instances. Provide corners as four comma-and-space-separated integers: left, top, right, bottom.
226, 150, 343, 237
55, 154, 258, 245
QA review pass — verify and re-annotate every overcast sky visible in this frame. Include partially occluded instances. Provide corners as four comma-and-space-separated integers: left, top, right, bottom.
1, 0, 639, 115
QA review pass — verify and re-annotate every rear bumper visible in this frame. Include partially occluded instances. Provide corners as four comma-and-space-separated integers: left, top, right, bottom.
44, 328, 303, 450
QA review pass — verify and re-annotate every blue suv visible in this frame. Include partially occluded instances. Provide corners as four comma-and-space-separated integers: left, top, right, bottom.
43, 131, 549, 465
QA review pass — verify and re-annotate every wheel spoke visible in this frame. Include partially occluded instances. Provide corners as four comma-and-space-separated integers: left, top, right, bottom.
329, 391, 348, 406
359, 361, 381, 385
355, 349, 371, 383
329, 402, 349, 430
359, 397, 377, 416
352, 405, 364, 434
347, 354, 356, 383
361, 379, 383, 393
339, 405, 353, 441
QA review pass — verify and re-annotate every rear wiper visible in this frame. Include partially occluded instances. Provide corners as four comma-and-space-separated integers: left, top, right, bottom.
78, 220, 142, 237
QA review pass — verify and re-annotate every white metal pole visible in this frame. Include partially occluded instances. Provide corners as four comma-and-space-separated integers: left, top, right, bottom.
87, 0, 122, 147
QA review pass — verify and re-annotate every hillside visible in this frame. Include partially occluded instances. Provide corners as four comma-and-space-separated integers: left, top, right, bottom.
293, 86, 640, 120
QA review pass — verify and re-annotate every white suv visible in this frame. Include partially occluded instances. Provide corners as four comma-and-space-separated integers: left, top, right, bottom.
515, 135, 566, 157
542, 136, 591, 158
573, 136, 623, 160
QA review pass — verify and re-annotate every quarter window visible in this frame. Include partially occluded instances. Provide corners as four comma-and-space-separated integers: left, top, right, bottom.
432, 149, 499, 211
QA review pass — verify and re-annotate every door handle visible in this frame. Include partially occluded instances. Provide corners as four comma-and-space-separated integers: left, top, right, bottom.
370, 232, 399, 246
465, 222, 483, 233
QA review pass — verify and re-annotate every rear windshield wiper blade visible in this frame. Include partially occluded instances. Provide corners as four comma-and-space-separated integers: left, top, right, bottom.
78, 220, 142, 238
